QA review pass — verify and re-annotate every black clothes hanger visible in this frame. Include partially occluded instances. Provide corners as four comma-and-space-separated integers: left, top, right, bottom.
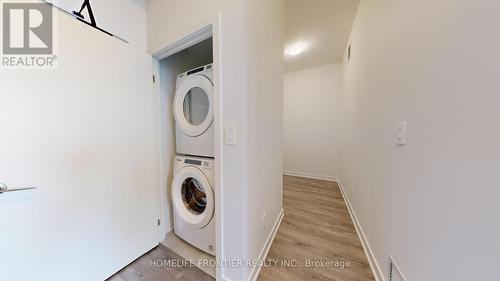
72, 0, 96, 27
40, 0, 128, 43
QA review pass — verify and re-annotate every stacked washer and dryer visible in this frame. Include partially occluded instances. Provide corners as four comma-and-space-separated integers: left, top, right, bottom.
171, 64, 216, 256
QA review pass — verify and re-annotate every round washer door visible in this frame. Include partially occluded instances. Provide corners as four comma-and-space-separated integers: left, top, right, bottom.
172, 166, 214, 229
174, 74, 214, 137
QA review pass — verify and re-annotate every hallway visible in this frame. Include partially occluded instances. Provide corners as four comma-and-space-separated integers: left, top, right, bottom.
258, 176, 374, 281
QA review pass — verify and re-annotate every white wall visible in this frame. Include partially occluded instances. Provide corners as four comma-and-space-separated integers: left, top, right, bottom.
157, 39, 213, 237
340, 1, 500, 281
146, 1, 284, 280
243, 0, 284, 279
283, 63, 340, 181
0, 10, 157, 281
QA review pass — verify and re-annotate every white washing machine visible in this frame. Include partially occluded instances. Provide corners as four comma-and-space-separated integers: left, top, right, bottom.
171, 155, 215, 255
174, 64, 214, 158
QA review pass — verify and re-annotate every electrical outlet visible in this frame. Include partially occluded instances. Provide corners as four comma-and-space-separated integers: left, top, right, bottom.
261, 213, 267, 231
224, 126, 236, 145
396, 122, 407, 145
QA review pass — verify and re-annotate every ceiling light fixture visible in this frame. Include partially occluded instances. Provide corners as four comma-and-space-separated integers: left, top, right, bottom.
284, 42, 307, 57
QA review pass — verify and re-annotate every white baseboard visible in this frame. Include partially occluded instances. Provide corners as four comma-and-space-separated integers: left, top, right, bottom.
337, 180, 385, 281
247, 209, 284, 281
283, 170, 339, 182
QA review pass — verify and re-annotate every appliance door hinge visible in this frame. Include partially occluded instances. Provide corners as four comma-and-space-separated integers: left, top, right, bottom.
153, 75, 156, 83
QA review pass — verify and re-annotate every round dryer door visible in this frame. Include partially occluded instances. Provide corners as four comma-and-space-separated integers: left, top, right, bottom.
172, 166, 214, 229
174, 74, 214, 137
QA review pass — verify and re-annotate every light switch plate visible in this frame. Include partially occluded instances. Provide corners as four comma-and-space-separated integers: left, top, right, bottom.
224, 126, 236, 145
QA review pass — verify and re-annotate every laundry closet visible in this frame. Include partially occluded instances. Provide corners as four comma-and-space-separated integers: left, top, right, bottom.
155, 37, 216, 277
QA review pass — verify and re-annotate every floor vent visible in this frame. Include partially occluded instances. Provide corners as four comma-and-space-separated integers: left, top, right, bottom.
389, 255, 407, 281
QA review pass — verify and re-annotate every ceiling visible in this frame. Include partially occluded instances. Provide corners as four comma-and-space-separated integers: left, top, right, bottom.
284, 0, 359, 72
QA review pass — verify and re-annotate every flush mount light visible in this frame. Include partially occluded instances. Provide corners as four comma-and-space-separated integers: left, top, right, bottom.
284, 42, 307, 57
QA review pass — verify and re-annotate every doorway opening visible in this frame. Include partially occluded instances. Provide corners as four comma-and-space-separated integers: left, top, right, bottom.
152, 26, 218, 279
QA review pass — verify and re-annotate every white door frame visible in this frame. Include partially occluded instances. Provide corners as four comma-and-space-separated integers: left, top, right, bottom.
151, 14, 223, 281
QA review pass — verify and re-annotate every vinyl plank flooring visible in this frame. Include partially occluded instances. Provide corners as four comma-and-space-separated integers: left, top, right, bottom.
106, 245, 215, 281
257, 176, 375, 281
108, 175, 373, 281
161, 232, 217, 278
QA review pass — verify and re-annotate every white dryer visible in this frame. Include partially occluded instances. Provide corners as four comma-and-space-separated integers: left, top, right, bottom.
171, 155, 215, 255
174, 64, 214, 158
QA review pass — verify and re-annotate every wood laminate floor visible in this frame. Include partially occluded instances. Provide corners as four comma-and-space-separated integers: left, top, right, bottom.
161, 232, 216, 278
107, 176, 374, 281
106, 245, 214, 281
258, 176, 375, 281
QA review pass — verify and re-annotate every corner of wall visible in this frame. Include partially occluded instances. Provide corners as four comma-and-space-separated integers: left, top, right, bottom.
246, 209, 284, 281
337, 179, 385, 281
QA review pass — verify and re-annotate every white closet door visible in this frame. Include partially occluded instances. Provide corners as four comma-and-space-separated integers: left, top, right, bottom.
0, 12, 158, 281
